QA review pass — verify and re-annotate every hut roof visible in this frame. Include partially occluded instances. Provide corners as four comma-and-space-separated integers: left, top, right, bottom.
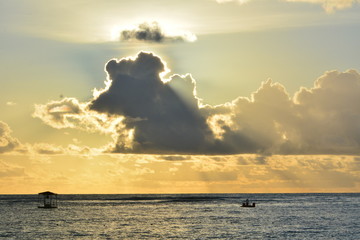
38, 191, 57, 195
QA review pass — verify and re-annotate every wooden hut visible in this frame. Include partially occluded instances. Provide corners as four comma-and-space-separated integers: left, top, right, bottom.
38, 191, 58, 208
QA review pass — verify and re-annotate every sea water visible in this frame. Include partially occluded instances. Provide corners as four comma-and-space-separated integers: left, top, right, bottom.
0, 193, 359, 239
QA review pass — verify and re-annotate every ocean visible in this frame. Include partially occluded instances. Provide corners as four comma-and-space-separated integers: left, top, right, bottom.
0, 193, 359, 239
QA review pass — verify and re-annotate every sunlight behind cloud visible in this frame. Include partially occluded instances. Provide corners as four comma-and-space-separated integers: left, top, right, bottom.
2, 0, 360, 196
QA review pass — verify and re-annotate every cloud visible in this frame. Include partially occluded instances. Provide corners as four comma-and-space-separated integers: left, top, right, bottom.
6, 101, 16, 106
285, 0, 360, 13
29, 142, 100, 156
208, 70, 360, 155
119, 22, 196, 43
0, 121, 21, 154
0, 120, 99, 156
216, 0, 250, 4
162, 156, 192, 161
34, 52, 360, 155
215, 0, 360, 12
33, 97, 124, 136
293, 70, 360, 153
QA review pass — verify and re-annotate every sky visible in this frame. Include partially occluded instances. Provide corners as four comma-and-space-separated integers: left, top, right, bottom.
1, 0, 360, 194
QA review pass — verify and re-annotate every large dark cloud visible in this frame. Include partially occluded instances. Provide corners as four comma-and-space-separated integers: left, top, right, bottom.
120, 22, 196, 43
89, 52, 245, 154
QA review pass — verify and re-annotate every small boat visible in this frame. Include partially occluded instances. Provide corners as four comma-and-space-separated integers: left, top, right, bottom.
241, 199, 255, 207
242, 202, 256, 207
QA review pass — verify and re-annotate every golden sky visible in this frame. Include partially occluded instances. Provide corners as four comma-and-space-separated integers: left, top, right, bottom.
1, 0, 360, 194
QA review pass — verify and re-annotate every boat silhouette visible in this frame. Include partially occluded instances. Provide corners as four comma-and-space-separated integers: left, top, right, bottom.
241, 199, 255, 207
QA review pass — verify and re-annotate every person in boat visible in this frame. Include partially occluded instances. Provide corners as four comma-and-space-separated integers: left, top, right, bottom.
242, 198, 255, 207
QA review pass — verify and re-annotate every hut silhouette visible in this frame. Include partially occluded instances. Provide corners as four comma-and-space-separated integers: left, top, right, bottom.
38, 191, 58, 208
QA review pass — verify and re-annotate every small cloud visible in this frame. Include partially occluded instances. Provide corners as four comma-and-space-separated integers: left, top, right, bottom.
30, 142, 102, 156
0, 121, 21, 154
31, 143, 64, 155
216, 0, 250, 4
119, 21, 197, 43
6, 101, 16, 106
162, 156, 192, 161
169, 167, 179, 173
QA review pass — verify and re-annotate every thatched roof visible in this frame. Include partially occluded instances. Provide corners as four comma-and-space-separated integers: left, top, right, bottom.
38, 191, 57, 195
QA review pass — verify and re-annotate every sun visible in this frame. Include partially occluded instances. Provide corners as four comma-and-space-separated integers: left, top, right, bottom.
110, 25, 122, 41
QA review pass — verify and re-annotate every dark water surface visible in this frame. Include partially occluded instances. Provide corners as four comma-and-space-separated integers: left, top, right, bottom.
0, 193, 359, 239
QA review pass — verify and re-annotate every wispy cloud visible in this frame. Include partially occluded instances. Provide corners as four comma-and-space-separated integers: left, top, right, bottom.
0, 120, 103, 156
29, 142, 101, 156
216, 0, 360, 13
286, 0, 360, 13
